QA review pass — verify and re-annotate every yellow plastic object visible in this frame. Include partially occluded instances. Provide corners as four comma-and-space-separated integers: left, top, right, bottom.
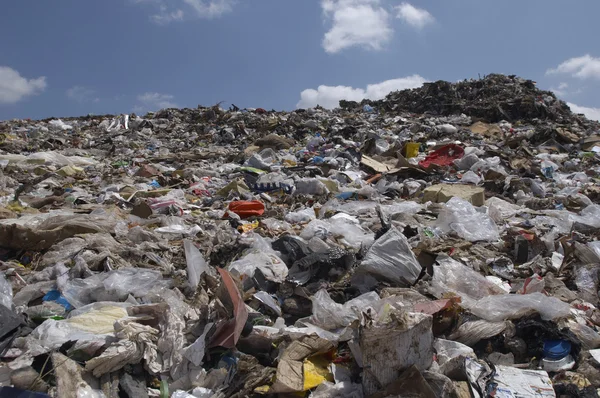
303, 355, 333, 391
238, 221, 260, 233
405, 142, 420, 158
253, 385, 270, 394
57, 165, 84, 177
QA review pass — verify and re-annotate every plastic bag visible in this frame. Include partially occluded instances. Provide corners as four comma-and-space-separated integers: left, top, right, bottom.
295, 178, 329, 196
468, 292, 571, 322
381, 201, 423, 217
517, 274, 545, 294
48, 119, 73, 131
588, 241, 600, 259
434, 338, 476, 365
436, 197, 499, 242
448, 320, 508, 346
254, 291, 282, 316
579, 204, 600, 228
359, 227, 422, 285
0, 272, 13, 309
470, 156, 505, 175
419, 144, 464, 168
285, 208, 316, 224
310, 289, 379, 330
573, 265, 599, 305
429, 255, 507, 306
460, 170, 481, 185
61, 268, 165, 308
300, 217, 374, 250
454, 153, 480, 170
228, 234, 288, 282
227, 201, 265, 218
310, 381, 363, 398
0, 151, 97, 167
183, 240, 211, 289
566, 321, 600, 349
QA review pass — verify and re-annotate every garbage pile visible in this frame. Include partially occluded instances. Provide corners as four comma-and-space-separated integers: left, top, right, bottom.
0, 74, 600, 397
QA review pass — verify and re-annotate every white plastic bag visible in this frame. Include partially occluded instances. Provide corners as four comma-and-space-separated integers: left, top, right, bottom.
359, 227, 422, 285
228, 234, 288, 282
0, 272, 13, 309
434, 338, 476, 365
436, 197, 499, 242
448, 320, 508, 346
295, 178, 329, 196
460, 171, 482, 185
310, 289, 379, 330
48, 119, 73, 131
183, 240, 211, 289
285, 207, 316, 224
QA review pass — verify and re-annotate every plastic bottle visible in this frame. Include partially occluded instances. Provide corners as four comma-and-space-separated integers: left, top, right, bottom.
541, 340, 575, 372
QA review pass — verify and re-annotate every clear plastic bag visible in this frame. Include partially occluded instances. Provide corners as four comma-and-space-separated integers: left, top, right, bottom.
573, 265, 599, 305
429, 255, 507, 305
359, 227, 422, 285
61, 268, 165, 308
580, 204, 600, 228
436, 197, 499, 242
468, 292, 571, 322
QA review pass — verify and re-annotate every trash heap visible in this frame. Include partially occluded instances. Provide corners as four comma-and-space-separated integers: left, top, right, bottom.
0, 74, 600, 397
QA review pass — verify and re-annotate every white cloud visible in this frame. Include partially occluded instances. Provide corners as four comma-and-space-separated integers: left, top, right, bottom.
321, 0, 392, 54
151, 8, 184, 24
66, 86, 99, 103
0, 66, 46, 104
136, 92, 177, 112
183, 0, 234, 18
133, 0, 234, 24
550, 82, 569, 97
567, 102, 600, 122
395, 2, 434, 29
546, 55, 600, 80
297, 74, 426, 109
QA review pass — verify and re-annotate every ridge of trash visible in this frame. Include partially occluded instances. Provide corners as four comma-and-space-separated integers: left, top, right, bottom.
0, 74, 599, 398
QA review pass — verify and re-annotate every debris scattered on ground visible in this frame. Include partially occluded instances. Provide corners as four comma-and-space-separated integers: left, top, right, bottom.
1, 74, 600, 397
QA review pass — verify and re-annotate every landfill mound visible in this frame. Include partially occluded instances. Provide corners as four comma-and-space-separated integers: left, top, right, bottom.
346, 74, 599, 126
0, 74, 600, 398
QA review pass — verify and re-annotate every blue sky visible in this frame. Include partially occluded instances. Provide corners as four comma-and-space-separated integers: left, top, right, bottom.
1, 0, 600, 121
